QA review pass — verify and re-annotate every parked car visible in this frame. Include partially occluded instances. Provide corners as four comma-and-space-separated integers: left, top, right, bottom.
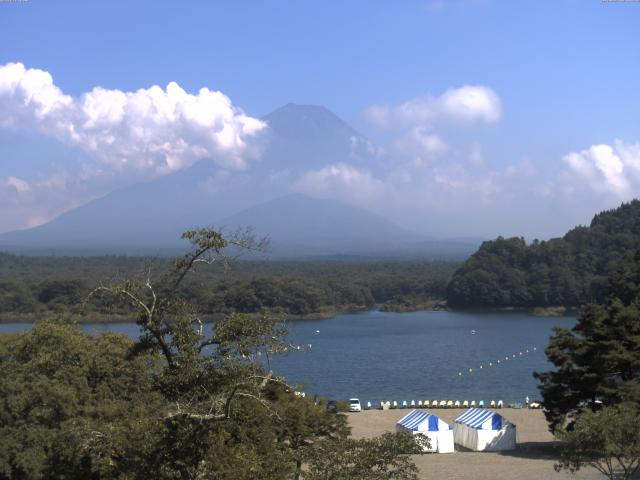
349, 398, 362, 412
326, 400, 338, 413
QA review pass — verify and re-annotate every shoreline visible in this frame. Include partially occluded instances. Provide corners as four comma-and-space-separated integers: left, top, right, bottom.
0, 304, 578, 324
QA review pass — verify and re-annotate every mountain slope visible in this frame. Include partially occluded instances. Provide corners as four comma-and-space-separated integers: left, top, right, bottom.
219, 193, 422, 256
447, 200, 640, 308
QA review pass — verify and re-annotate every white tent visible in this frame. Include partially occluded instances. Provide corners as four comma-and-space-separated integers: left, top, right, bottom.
453, 408, 516, 452
395, 409, 454, 453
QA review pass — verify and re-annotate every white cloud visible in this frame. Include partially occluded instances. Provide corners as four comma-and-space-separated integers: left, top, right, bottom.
394, 128, 449, 158
561, 140, 640, 198
293, 163, 386, 204
3, 176, 31, 193
364, 85, 502, 130
0, 62, 266, 175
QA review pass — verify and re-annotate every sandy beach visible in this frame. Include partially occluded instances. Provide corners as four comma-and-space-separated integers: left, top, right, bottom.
346, 409, 603, 480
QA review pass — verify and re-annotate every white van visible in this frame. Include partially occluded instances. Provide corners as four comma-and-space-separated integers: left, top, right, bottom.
349, 398, 362, 412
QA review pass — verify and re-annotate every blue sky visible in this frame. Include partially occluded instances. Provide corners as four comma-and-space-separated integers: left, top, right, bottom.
0, 0, 639, 237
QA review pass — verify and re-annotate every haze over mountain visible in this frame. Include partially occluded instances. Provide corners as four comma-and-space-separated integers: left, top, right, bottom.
0, 104, 479, 258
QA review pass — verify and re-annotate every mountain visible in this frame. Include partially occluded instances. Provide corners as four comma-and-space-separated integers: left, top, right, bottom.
219, 193, 422, 257
0, 104, 414, 255
447, 200, 640, 308
258, 103, 381, 175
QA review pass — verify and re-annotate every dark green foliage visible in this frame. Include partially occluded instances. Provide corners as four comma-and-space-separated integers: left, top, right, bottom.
0, 321, 164, 479
448, 200, 640, 308
555, 403, 640, 480
535, 252, 640, 432
0, 254, 457, 320
303, 432, 421, 480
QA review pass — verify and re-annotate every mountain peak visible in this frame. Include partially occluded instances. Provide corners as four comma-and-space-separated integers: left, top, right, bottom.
263, 103, 360, 140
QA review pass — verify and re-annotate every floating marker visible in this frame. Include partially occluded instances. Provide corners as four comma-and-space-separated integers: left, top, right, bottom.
455, 344, 540, 378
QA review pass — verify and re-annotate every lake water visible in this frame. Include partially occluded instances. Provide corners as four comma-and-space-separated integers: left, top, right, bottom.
0, 310, 574, 405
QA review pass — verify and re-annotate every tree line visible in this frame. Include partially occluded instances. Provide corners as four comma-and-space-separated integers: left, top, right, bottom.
0, 255, 457, 320
447, 200, 640, 308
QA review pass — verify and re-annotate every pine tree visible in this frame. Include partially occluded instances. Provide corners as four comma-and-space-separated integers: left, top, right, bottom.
535, 252, 640, 432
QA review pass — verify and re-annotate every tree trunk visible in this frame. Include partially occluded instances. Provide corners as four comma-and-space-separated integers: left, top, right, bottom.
293, 458, 302, 480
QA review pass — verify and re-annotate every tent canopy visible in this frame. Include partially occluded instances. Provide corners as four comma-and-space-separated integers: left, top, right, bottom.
397, 410, 449, 432
454, 408, 504, 430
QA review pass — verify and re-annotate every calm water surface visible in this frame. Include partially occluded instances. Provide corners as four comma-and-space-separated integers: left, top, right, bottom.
1, 310, 574, 405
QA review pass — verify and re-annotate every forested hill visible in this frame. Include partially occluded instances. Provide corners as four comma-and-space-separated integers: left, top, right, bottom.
447, 200, 640, 308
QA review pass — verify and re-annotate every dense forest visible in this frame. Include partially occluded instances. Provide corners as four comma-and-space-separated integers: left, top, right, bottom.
0, 254, 456, 321
447, 200, 640, 308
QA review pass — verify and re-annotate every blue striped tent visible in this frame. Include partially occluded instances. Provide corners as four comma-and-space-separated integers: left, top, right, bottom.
453, 408, 516, 451
454, 408, 503, 430
396, 410, 454, 453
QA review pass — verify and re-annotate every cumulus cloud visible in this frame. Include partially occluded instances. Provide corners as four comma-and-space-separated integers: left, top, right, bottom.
293, 163, 386, 204
393, 127, 449, 159
0, 62, 266, 174
561, 140, 640, 198
365, 85, 502, 130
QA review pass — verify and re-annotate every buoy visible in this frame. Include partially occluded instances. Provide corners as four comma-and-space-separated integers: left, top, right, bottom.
315, 330, 320, 334
458, 372, 462, 376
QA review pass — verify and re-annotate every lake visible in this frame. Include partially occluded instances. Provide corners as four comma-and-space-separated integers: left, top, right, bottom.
0, 310, 574, 405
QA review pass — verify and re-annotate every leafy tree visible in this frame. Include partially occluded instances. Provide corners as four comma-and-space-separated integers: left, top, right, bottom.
0, 229, 425, 479
535, 252, 640, 432
0, 320, 163, 479
303, 432, 422, 480
555, 403, 640, 480
264, 388, 349, 480
87, 227, 420, 479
